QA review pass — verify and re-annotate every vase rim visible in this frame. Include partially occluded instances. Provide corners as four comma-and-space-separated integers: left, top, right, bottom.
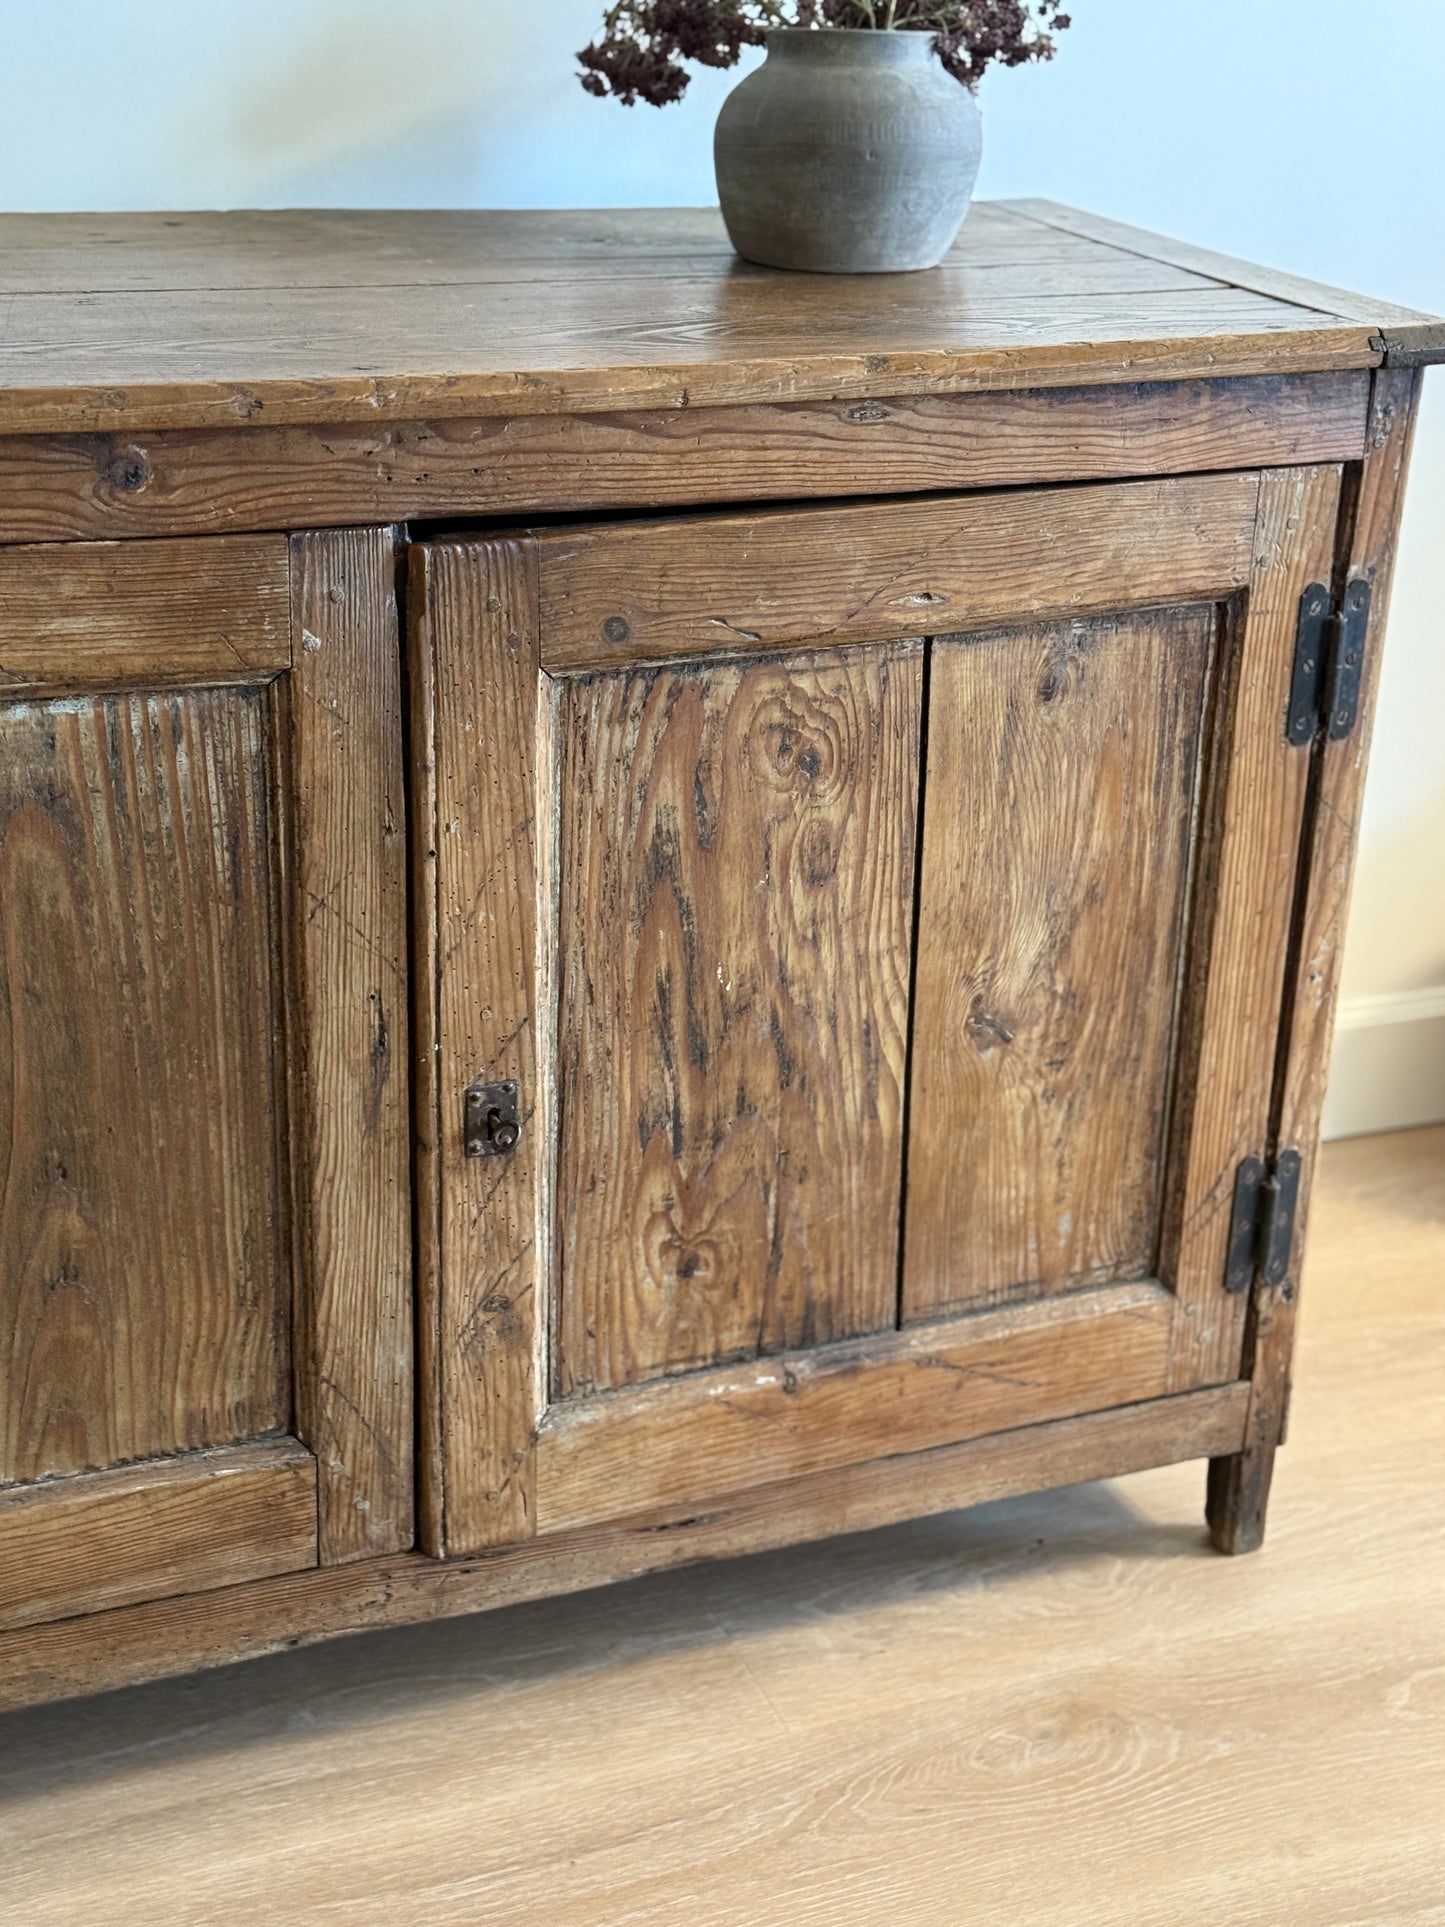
764, 25, 939, 60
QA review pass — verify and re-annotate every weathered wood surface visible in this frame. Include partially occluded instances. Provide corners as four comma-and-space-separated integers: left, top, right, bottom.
0, 534, 289, 690
410, 539, 545, 1555
287, 531, 413, 1562
1004, 199, 1445, 353
553, 645, 919, 1396
539, 1283, 1174, 1531
0, 1383, 1247, 1711
1156, 464, 1348, 1395
0, 371, 1371, 548
409, 554, 445, 1558
903, 607, 1214, 1318
0, 202, 1424, 1701
0, 203, 1428, 437
1160, 465, 1343, 1394
0, 286, 1380, 438
0, 296, 1387, 437
0, 1439, 316, 1631
0, 201, 1146, 291
0, 684, 288, 1483
1209, 368, 1423, 1552
538, 471, 1261, 671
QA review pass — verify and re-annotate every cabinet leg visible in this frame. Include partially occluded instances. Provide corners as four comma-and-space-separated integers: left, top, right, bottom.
1205, 1432, 1277, 1555
1205, 1290, 1294, 1554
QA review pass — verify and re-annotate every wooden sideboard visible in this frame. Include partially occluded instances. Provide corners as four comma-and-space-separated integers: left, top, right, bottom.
0, 201, 1440, 1711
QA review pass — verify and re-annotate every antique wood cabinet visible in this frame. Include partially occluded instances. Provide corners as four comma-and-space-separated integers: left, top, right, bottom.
0, 202, 1438, 1708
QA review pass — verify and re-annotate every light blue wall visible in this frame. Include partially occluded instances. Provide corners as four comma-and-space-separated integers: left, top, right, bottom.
1, 0, 1441, 1124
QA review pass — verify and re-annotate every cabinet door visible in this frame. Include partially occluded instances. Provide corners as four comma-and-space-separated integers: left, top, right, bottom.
0, 530, 411, 1631
412, 466, 1338, 1554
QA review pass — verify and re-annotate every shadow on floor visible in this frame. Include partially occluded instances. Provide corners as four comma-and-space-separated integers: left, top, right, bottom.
0, 1472, 1214, 1800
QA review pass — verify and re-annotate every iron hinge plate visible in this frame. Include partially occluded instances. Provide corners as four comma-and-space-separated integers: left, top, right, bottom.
1288, 578, 1373, 745
1224, 1147, 1303, 1294
1324, 577, 1371, 740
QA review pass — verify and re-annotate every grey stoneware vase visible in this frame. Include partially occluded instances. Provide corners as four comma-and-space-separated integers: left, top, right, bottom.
714, 28, 983, 274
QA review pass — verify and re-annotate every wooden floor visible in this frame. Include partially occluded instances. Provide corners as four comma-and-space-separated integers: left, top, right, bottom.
1, 1126, 1442, 1926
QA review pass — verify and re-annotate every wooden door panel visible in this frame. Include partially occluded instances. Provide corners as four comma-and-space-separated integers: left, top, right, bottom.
553, 645, 920, 1396
903, 605, 1214, 1319
0, 685, 287, 1481
417, 465, 1339, 1551
0, 528, 413, 1630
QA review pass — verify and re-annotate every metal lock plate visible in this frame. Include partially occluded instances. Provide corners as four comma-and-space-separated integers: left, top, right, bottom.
464, 1079, 521, 1157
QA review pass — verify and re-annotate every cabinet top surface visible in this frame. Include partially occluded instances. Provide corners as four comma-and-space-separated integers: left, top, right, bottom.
1, 199, 1440, 437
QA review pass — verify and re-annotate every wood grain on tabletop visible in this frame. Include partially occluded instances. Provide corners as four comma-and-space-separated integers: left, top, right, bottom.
1003, 198, 1442, 330
0, 287, 1378, 433
0, 201, 1175, 289
0, 1127, 1440, 1927
0, 202, 1427, 436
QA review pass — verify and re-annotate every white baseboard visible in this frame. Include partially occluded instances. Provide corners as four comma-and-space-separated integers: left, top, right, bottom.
1323, 987, 1445, 1140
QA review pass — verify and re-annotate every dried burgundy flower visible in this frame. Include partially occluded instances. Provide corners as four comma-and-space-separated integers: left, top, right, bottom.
579, 0, 1070, 106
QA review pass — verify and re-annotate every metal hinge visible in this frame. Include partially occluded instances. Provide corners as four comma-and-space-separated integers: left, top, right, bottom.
1223, 1147, 1303, 1294
1287, 577, 1372, 745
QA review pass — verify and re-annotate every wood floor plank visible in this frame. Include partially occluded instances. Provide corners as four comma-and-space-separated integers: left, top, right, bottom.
0, 1127, 1440, 1927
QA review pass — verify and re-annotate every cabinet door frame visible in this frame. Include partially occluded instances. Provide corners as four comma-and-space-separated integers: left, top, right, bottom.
0, 528, 412, 1634
411, 467, 1340, 1554
283, 529, 414, 1563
